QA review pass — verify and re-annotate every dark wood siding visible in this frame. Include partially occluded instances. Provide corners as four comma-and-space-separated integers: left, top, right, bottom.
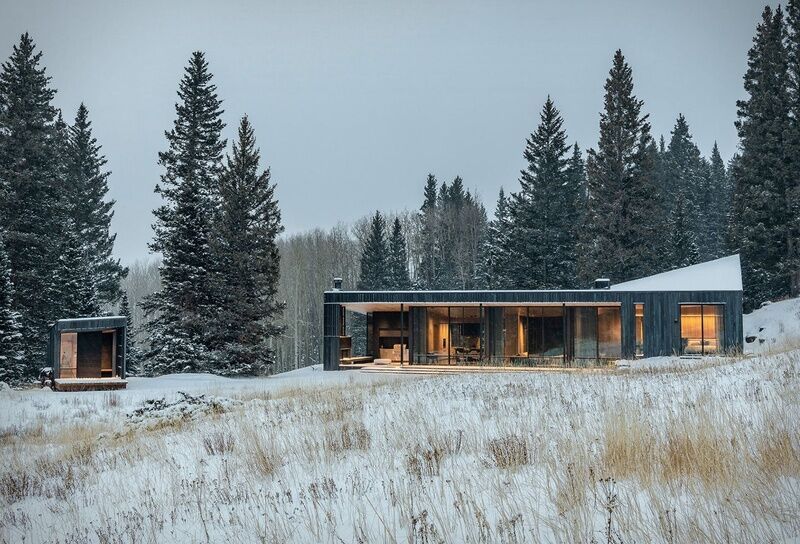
323, 289, 743, 369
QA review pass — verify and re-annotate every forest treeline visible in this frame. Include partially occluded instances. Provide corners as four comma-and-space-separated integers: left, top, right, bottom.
1, 2, 799, 379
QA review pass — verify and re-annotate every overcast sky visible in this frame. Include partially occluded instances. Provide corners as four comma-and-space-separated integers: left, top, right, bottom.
1, 0, 765, 264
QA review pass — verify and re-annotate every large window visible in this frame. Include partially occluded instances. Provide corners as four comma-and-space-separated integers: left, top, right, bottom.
680, 304, 725, 355
598, 307, 622, 359
572, 307, 597, 359
528, 307, 565, 359
450, 307, 481, 363
572, 306, 621, 360
634, 304, 644, 357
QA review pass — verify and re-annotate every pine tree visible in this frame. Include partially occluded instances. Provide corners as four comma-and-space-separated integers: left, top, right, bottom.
706, 142, 732, 258
668, 192, 700, 268
507, 97, 576, 289
51, 218, 98, 318
787, 0, 800, 294
730, 6, 792, 309
209, 116, 284, 375
0, 33, 64, 372
66, 103, 125, 306
387, 218, 411, 289
582, 50, 661, 284
143, 51, 226, 374
480, 188, 513, 289
358, 212, 388, 290
417, 174, 440, 289
664, 114, 703, 267
0, 231, 24, 384
119, 292, 142, 376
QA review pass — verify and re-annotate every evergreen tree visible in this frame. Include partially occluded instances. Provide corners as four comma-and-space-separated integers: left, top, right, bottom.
51, 218, 98, 318
143, 51, 226, 374
729, 6, 792, 309
387, 218, 411, 289
119, 292, 142, 376
0, 33, 64, 371
582, 50, 661, 284
668, 192, 700, 268
787, 0, 800, 294
209, 116, 284, 375
664, 114, 703, 267
480, 188, 513, 289
0, 231, 24, 384
65, 103, 125, 306
358, 212, 388, 290
507, 97, 577, 288
417, 174, 440, 289
706, 142, 732, 258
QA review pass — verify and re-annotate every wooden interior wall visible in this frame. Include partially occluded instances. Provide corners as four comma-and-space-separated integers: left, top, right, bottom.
101, 332, 114, 377
77, 332, 103, 378
59, 332, 78, 378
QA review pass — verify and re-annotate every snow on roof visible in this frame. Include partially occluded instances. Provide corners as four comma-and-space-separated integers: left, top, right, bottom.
610, 254, 742, 292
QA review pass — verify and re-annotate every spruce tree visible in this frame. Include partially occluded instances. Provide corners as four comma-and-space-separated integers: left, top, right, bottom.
119, 292, 142, 376
417, 174, 440, 289
0, 33, 64, 371
706, 142, 732, 258
507, 97, 575, 288
358, 212, 388, 290
387, 218, 411, 290
787, 0, 800, 294
66, 103, 125, 306
730, 6, 792, 309
0, 231, 24, 384
582, 50, 661, 284
664, 114, 703, 267
51, 218, 98, 318
481, 188, 513, 289
143, 51, 226, 374
209, 116, 284, 375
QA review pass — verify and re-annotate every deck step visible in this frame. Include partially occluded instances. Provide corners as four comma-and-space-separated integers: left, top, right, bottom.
53, 379, 128, 392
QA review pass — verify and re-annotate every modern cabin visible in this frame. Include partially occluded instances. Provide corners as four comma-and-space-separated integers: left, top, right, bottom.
323, 255, 744, 370
46, 316, 128, 390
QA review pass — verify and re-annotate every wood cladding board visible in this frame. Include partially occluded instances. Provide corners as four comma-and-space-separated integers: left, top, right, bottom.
77, 331, 103, 379
59, 332, 78, 379
324, 289, 744, 368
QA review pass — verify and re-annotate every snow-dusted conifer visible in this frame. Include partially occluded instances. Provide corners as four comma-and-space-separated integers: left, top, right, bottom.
66, 103, 125, 306
209, 116, 284, 375
729, 6, 792, 309
583, 50, 660, 284
0, 231, 24, 384
387, 218, 411, 290
143, 51, 225, 374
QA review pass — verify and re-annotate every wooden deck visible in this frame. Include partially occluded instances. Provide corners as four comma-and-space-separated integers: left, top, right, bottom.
53, 378, 128, 392
352, 361, 612, 375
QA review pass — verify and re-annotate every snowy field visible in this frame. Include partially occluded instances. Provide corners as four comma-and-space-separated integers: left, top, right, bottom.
1, 302, 799, 543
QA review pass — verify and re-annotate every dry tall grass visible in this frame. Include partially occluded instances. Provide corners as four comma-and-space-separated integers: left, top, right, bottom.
0, 351, 798, 543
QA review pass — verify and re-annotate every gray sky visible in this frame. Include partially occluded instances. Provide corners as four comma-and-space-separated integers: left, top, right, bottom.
1, 0, 764, 264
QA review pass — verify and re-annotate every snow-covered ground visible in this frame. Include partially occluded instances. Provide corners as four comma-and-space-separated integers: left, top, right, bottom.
1, 303, 799, 543
743, 296, 800, 354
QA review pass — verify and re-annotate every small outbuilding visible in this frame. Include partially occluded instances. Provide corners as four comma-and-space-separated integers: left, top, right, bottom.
47, 316, 128, 391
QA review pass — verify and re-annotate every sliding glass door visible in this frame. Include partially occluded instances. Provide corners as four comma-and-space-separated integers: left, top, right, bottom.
680, 304, 725, 355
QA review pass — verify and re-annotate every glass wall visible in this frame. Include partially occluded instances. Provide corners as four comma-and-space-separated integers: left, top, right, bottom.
415, 304, 623, 366
680, 304, 725, 355
634, 304, 644, 357
597, 307, 622, 359
450, 307, 481, 363
425, 306, 449, 363
528, 307, 565, 361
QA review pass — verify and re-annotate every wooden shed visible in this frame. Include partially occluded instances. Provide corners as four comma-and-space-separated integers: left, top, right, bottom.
47, 316, 128, 391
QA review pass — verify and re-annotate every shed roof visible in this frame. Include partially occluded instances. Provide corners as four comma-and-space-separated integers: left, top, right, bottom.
610, 254, 742, 292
